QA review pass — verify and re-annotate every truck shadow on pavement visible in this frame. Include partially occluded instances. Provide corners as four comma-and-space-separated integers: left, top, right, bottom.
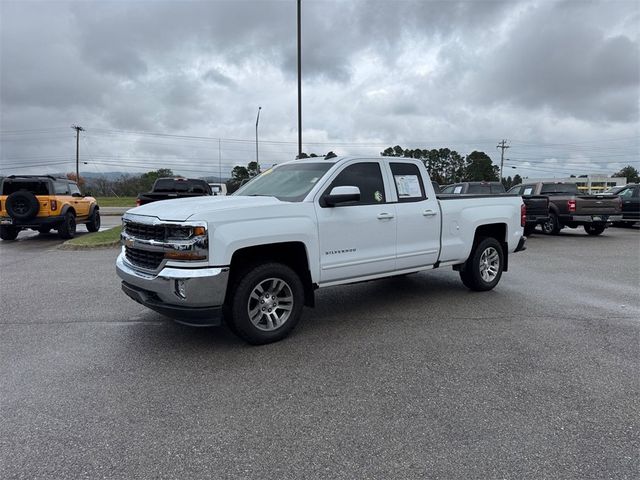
120, 272, 482, 351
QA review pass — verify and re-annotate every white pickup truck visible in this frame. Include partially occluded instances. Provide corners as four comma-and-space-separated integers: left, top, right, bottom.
116, 156, 527, 344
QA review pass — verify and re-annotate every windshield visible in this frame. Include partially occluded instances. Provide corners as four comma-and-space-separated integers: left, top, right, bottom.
234, 162, 333, 201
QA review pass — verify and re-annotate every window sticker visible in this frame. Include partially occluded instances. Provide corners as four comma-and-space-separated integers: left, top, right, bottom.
453, 186, 463, 194
394, 175, 422, 198
523, 187, 533, 195
374, 190, 383, 202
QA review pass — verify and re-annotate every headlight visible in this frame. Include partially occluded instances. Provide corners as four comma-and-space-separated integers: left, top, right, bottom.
165, 225, 207, 240
166, 226, 193, 240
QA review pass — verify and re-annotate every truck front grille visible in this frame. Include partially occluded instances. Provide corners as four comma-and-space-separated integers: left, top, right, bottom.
125, 246, 164, 270
124, 222, 165, 241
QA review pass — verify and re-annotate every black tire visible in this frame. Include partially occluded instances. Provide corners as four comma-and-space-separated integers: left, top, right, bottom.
541, 212, 560, 235
228, 262, 305, 345
37, 227, 51, 235
459, 237, 504, 292
523, 225, 535, 236
6, 190, 39, 220
0, 225, 19, 241
584, 224, 606, 236
86, 209, 101, 232
58, 212, 77, 239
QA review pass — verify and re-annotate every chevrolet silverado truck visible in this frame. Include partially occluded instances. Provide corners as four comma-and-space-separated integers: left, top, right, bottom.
136, 177, 212, 206
520, 182, 622, 236
116, 156, 527, 344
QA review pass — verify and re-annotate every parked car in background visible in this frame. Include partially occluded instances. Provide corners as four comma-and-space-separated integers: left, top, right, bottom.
0, 175, 100, 240
611, 183, 639, 227
208, 183, 227, 196
441, 181, 505, 194
137, 178, 212, 206
507, 184, 550, 236
521, 182, 622, 236
116, 156, 527, 344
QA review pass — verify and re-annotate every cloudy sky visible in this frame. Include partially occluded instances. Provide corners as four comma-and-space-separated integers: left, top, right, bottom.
1, 0, 639, 180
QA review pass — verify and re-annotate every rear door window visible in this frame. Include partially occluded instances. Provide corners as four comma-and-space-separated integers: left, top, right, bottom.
390, 163, 426, 202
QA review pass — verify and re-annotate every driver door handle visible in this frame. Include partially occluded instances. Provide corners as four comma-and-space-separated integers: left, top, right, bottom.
377, 212, 394, 220
423, 209, 437, 217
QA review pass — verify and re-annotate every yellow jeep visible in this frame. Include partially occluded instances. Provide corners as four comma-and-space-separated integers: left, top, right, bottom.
0, 175, 100, 240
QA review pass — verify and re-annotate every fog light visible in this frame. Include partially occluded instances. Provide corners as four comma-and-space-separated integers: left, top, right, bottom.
175, 279, 187, 299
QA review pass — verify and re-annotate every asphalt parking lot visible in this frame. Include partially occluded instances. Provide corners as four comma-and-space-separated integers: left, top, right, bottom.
1, 226, 638, 479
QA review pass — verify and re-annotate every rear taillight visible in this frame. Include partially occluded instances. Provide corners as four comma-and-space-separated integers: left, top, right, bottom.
521, 203, 526, 227
50, 200, 57, 211
568, 199, 576, 213
136, 198, 141, 207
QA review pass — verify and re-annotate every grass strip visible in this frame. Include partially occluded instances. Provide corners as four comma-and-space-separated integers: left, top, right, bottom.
59, 226, 122, 250
95, 197, 137, 207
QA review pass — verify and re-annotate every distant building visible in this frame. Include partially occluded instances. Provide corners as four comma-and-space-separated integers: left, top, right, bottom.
524, 175, 627, 194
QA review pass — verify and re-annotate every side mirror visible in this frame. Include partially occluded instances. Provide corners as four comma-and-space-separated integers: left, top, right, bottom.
71, 192, 83, 198
323, 186, 360, 207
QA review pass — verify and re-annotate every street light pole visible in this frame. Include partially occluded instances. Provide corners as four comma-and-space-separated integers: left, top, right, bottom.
255, 106, 262, 173
297, 0, 302, 158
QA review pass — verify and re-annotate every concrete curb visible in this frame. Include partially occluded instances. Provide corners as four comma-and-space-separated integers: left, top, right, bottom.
101, 207, 130, 216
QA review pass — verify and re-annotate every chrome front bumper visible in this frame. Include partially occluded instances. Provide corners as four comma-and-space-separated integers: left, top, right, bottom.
116, 250, 229, 326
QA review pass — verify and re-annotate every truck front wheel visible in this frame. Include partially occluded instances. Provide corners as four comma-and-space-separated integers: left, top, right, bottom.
228, 262, 305, 345
459, 237, 504, 291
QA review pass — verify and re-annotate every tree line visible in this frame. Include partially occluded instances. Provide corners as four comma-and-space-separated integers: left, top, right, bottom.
48, 155, 637, 197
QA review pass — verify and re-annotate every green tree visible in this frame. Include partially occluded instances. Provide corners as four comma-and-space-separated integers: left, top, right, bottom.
613, 165, 639, 183
465, 151, 499, 181
502, 176, 513, 189
381, 145, 465, 184
512, 174, 523, 186
247, 161, 259, 177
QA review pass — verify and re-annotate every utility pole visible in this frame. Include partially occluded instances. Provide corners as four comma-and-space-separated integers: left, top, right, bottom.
71, 125, 84, 183
255, 106, 262, 173
297, 0, 302, 158
218, 138, 222, 185
496, 139, 510, 182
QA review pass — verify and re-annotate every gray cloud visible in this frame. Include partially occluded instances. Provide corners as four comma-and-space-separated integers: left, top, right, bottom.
1, 0, 638, 180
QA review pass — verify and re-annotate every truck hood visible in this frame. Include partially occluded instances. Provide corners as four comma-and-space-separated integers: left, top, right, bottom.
126, 195, 283, 222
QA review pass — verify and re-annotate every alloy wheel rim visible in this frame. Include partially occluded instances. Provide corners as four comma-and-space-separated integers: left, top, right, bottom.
247, 277, 294, 331
479, 247, 500, 282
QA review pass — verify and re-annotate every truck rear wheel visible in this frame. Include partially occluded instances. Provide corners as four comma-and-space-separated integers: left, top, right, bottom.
584, 224, 606, 236
542, 212, 560, 235
459, 237, 504, 291
228, 262, 304, 345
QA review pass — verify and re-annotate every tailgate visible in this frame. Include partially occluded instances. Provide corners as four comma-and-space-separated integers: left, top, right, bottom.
523, 195, 548, 216
575, 195, 620, 214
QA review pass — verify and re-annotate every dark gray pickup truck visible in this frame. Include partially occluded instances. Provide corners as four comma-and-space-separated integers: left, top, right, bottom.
137, 178, 212, 206
507, 184, 550, 235
519, 182, 622, 236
